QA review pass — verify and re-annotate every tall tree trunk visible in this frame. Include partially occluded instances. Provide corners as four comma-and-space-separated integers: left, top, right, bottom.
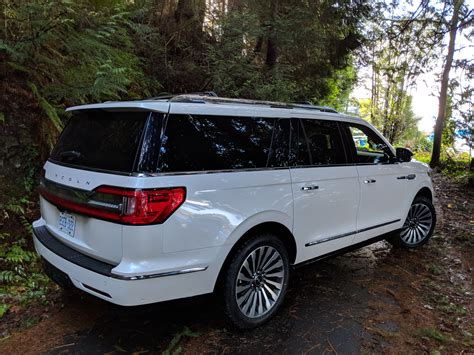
265, 1, 278, 68
370, 44, 376, 123
382, 79, 391, 137
430, 0, 462, 168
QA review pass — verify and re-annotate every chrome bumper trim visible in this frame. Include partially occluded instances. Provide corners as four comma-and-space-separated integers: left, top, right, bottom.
112, 267, 209, 280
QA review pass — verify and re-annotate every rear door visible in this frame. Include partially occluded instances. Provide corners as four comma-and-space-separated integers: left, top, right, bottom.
159, 105, 294, 256
341, 122, 407, 243
290, 118, 360, 263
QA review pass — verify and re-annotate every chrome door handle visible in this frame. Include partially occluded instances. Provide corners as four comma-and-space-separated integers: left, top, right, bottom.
301, 185, 319, 191
364, 179, 376, 184
397, 174, 416, 180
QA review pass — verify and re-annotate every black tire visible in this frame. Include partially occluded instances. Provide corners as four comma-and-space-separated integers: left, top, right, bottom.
222, 234, 290, 330
388, 195, 436, 248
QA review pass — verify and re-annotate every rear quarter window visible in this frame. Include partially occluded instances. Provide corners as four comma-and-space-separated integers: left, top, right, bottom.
50, 110, 150, 173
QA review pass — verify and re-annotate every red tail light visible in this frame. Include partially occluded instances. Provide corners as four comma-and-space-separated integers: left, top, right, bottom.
39, 182, 186, 225
95, 186, 186, 225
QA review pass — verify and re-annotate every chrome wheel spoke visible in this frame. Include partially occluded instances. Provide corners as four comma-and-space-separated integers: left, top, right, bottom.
261, 250, 278, 271
400, 203, 433, 245
235, 245, 285, 318
265, 270, 284, 279
243, 292, 255, 315
265, 278, 283, 290
263, 283, 278, 301
237, 287, 253, 307
264, 260, 283, 274
242, 259, 253, 277
261, 287, 272, 311
257, 290, 264, 315
418, 223, 430, 232
257, 247, 270, 270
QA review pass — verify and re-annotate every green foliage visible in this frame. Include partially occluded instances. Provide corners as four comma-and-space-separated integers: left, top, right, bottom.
3, 0, 151, 107
427, 263, 443, 276
418, 328, 448, 343
414, 150, 473, 185
1, 199, 37, 284
0, 192, 50, 313
412, 135, 434, 153
413, 151, 431, 164
438, 152, 473, 185
29, 83, 63, 132
0, 304, 9, 318
163, 326, 200, 355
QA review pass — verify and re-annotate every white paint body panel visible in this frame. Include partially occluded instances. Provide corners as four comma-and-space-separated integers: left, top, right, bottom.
33, 99, 435, 306
290, 166, 359, 262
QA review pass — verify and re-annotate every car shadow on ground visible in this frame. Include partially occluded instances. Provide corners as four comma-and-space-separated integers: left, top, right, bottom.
48, 242, 393, 354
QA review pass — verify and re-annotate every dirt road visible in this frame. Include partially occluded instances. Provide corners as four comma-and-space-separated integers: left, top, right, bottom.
1, 174, 472, 354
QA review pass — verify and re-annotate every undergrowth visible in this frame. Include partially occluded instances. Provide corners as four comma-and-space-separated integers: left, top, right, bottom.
414, 151, 473, 185
0, 146, 52, 323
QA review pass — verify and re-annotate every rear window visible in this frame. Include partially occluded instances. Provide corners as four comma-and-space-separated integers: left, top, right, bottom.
50, 110, 150, 173
157, 114, 290, 172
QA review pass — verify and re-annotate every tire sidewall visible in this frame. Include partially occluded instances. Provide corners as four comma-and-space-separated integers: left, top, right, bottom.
223, 234, 290, 329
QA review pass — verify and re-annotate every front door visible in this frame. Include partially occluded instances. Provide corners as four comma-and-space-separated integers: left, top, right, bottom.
342, 123, 407, 242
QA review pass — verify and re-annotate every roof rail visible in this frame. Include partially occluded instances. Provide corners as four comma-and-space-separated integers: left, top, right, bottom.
187, 91, 218, 97
146, 93, 337, 113
147, 91, 217, 101
290, 103, 338, 113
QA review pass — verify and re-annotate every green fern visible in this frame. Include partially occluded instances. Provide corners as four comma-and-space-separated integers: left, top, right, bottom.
28, 83, 63, 132
5, 202, 25, 215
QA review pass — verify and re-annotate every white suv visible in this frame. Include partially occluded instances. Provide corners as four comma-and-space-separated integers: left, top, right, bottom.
33, 94, 436, 329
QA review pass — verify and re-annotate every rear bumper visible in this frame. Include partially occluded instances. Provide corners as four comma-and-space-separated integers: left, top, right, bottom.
33, 224, 223, 306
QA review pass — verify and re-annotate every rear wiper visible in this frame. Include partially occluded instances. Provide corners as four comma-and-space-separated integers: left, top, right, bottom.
59, 150, 85, 161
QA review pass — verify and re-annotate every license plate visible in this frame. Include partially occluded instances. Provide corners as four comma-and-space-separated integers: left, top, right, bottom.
58, 212, 75, 237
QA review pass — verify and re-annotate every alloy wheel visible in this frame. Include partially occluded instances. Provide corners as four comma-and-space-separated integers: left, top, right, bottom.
400, 203, 433, 245
235, 246, 285, 318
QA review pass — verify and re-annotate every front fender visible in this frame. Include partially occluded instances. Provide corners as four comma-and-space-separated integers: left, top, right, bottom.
401, 179, 435, 223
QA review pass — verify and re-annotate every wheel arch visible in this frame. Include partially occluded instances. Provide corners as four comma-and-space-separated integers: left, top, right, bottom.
400, 184, 435, 225
414, 186, 433, 202
213, 218, 297, 292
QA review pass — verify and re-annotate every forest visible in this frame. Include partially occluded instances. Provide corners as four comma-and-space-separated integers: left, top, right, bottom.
0, 0, 473, 352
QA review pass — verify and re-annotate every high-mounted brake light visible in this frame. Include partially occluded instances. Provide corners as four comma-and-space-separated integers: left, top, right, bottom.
39, 182, 186, 225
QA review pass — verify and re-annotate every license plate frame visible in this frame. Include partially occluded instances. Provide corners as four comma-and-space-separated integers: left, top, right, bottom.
58, 212, 76, 237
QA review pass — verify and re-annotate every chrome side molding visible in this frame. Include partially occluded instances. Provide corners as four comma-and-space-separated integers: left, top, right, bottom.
305, 219, 401, 247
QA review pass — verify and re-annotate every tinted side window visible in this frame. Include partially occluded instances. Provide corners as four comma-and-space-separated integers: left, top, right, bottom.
157, 115, 290, 172
345, 123, 394, 164
294, 119, 346, 166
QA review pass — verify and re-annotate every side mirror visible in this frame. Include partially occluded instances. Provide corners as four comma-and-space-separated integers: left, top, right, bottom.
396, 147, 413, 163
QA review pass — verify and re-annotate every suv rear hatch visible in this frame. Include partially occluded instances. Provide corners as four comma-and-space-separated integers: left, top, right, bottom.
39, 107, 167, 264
